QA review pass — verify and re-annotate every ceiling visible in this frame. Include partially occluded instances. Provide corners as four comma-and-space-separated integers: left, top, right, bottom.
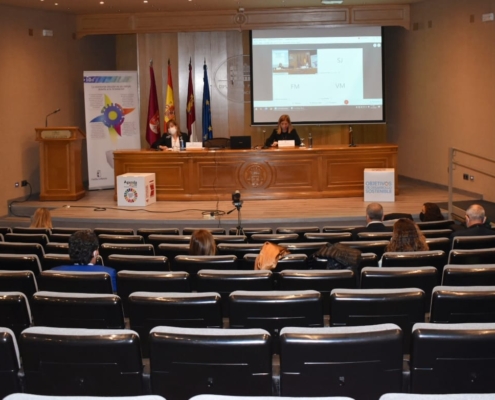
0, 0, 426, 15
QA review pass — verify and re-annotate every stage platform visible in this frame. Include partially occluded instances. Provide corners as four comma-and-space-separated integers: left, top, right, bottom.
2, 177, 480, 232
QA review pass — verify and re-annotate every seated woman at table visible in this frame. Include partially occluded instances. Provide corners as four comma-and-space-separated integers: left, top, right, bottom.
151, 120, 189, 150
265, 114, 301, 147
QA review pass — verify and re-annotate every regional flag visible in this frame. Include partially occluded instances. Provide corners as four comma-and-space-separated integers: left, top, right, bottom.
202, 61, 213, 142
164, 59, 176, 128
145, 61, 160, 146
186, 59, 196, 141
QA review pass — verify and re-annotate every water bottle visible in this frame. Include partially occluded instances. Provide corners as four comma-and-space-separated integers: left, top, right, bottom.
308, 132, 313, 148
179, 136, 184, 151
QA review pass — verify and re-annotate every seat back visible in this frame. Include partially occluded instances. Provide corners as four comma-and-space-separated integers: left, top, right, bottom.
20, 326, 143, 396
5, 234, 49, 250
12, 227, 51, 236
339, 240, 390, 260
137, 228, 180, 243
0, 328, 21, 398
0, 254, 42, 275
98, 234, 145, 245
452, 235, 495, 250
442, 264, 495, 286
448, 248, 495, 265
45, 242, 69, 254
183, 227, 226, 235
430, 286, 495, 323
106, 254, 169, 272
304, 232, 352, 243
150, 326, 272, 400
229, 290, 323, 353
280, 324, 403, 399
48, 234, 71, 243
425, 237, 451, 254
228, 227, 273, 240
411, 322, 495, 394
196, 269, 274, 316
421, 229, 453, 238
322, 226, 355, 233
250, 233, 299, 244
0, 228, 13, 235
31, 291, 124, 329
243, 253, 308, 272
156, 243, 190, 269
212, 235, 247, 244
275, 226, 320, 240
39, 270, 113, 294
416, 220, 455, 230
172, 255, 238, 285
279, 242, 328, 257
381, 250, 447, 274
0, 292, 32, 339
99, 243, 154, 265
93, 228, 135, 236
42, 253, 71, 269
50, 227, 86, 235
216, 243, 263, 269
0, 270, 38, 299
117, 270, 191, 316
0, 243, 45, 267
128, 292, 222, 356
357, 232, 394, 241
149, 235, 191, 251
330, 288, 425, 352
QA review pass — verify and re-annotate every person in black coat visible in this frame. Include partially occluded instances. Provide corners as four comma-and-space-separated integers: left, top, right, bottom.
151, 120, 189, 150
351, 203, 392, 240
450, 204, 494, 239
265, 114, 301, 147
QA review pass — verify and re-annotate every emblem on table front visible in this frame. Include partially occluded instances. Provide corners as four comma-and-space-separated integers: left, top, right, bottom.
243, 164, 269, 188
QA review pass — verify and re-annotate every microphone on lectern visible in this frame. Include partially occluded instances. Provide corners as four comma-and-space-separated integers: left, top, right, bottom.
45, 108, 61, 127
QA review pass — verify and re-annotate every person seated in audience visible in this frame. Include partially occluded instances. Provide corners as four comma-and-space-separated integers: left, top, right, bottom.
419, 202, 445, 222
189, 229, 217, 255
386, 218, 429, 252
351, 202, 392, 240
151, 119, 189, 150
30, 207, 52, 229
450, 204, 494, 239
265, 114, 301, 147
52, 230, 117, 291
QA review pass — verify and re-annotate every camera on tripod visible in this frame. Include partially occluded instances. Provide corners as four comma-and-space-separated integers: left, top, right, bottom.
232, 190, 243, 209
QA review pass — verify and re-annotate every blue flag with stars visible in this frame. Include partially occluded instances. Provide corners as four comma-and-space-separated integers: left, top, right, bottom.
202, 62, 213, 142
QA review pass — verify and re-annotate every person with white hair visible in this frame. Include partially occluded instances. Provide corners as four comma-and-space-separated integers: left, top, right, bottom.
450, 204, 494, 239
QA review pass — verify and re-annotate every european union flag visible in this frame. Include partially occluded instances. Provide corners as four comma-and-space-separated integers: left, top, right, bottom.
202, 62, 213, 142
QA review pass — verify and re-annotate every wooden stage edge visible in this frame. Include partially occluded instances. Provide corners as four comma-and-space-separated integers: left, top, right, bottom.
3, 177, 479, 232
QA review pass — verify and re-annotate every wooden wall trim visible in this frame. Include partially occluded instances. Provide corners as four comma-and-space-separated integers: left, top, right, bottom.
77, 4, 410, 38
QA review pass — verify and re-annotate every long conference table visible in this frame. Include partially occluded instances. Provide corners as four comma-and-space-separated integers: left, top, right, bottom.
113, 144, 398, 201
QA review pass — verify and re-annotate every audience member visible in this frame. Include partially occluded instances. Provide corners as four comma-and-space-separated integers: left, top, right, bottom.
189, 229, 217, 255
419, 202, 445, 222
386, 218, 429, 252
351, 203, 392, 240
52, 230, 117, 291
450, 204, 494, 239
30, 207, 52, 229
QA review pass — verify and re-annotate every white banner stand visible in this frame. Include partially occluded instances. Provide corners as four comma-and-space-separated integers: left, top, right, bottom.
364, 168, 395, 202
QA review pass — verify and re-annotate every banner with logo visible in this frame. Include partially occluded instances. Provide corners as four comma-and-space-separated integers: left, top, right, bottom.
83, 71, 141, 190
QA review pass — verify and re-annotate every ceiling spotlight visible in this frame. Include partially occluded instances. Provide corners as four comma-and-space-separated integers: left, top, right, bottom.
321, 0, 343, 4
100, 1, 104, 4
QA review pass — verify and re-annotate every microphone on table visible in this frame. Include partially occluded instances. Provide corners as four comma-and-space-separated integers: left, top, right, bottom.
45, 108, 61, 127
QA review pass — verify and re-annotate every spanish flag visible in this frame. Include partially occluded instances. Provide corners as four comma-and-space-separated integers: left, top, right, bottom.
164, 59, 175, 128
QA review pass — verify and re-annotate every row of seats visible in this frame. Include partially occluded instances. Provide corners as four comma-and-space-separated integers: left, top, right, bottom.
2, 322, 495, 399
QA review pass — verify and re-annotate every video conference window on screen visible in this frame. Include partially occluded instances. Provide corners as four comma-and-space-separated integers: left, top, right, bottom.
250, 26, 384, 125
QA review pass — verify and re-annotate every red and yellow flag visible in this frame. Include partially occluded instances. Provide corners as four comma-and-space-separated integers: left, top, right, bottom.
164, 59, 175, 128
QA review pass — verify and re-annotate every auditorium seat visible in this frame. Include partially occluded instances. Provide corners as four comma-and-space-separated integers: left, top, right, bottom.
196, 269, 274, 316
0, 254, 43, 275
148, 235, 191, 251
156, 243, 190, 269
228, 227, 273, 240
357, 232, 394, 241
93, 227, 135, 236
97, 234, 145, 245
31, 291, 125, 329
384, 212, 413, 221
0, 227, 12, 235
250, 233, 299, 244
0, 328, 21, 398
339, 240, 389, 260
410, 322, 495, 394
4, 396, 166, 400
190, 396, 355, 400
276, 226, 320, 240
330, 288, 425, 352
448, 248, 495, 265
213, 234, 247, 244
430, 286, 495, 323
420, 229, 453, 238
48, 233, 71, 243
12, 227, 51, 236
39, 270, 113, 294
5, 233, 49, 249
149, 326, 272, 400
360, 267, 438, 310
99, 243, 155, 265
183, 227, 226, 235
452, 235, 495, 250
278, 269, 356, 314
45, 242, 69, 254
216, 243, 264, 268
173, 255, 238, 286
416, 219, 455, 230
0, 270, 38, 300
137, 227, 180, 243
381, 395, 495, 400
442, 264, 495, 286
106, 254, 169, 272
0, 291, 32, 338
0, 242, 45, 268
280, 324, 403, 399
42, 253, 71, 270
243, 253, 308, 271
128, 291, 222, 356
425, 237, 451, 254
279, 241, 328, 257
381, 250, 447, 273
20, 326, 144, 395
50, 227, 87, 235
117, 270, 191, 316
322, 226, 355, 233
229, 290, 323, 352
304, 232, 352, 243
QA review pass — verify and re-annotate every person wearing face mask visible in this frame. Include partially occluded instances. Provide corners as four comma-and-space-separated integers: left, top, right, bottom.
419, 202, 445, 222
265, 114, 301, 147
151, 120, 189, 150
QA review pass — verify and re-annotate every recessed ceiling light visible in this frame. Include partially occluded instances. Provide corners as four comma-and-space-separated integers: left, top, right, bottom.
144, 0, 148, 3
100, 1, 104, 4
54, 2, 58, 5
321, 0, 343, 4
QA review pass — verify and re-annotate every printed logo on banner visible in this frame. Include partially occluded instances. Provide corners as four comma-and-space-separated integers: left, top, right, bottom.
90, 94, 135, 141
365, 180, 393, 194
124, 188, 138, 203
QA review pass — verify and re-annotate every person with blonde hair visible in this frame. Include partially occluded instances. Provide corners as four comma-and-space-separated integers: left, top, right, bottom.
386, 218, 429, 252
189, 229, 217, 256
265, 114, 301, 147
30, 207, 52, 229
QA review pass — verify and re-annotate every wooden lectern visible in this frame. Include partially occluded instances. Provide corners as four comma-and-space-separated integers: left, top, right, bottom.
35, 126, 86, 201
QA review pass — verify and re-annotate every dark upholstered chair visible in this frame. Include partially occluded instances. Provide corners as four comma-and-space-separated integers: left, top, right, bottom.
0, 254, 43, 275
0, 270, 38, 300
93, 227, 135, 236
0, 328, 21, 398
172, 256, 237, 286
12, 227, 51, 236
421, 229, 453, 238
250, 233, 299, 244
150, 326, 272, 400
442, 264, 495, 286
117, 270, 191, 316
410, 322, 495, 394
196, 269, 274, 316
229, 290, 323, 353
183, 227, 226, 235
137, 227, 180, 243
50, 227, 86, 235
0, 228, 13, 235
381, 250, 447, 274
416, 220, 455, 230
97, 234, 145, 245
148, 235, 191, 251
31, 291, 125, 329
98, 243, 154, 265
279, 242, 328, 257
280, 324, 403, 399
339, 240, 390, 260
322, 226, 355, 233
430, 286, 495, 323
276, 226, 320, 240
0, 243, 45, 270
0, 292, 32, 338
48, 233, 71, 243
330, 288, 425, 353
304, 232, 352, 243
42, 254, 71, 270
20, 327, 144, 395
45, 242, 69, 254
106, 254, 169, 272
242, 253, 308, 272
216, 243, 264, 268
357, 232, 393, 241
228, 227, 273, 240
212, 235, 247, 244
38, 270, 113, 294
425, 237, 451, 254
156, 243, 190, 269
383, 213, 413, 221
448, 248, 495, 265
452, 235, 495, 250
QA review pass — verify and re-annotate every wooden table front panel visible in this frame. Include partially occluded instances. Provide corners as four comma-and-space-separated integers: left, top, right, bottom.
113, 144, 398, 201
